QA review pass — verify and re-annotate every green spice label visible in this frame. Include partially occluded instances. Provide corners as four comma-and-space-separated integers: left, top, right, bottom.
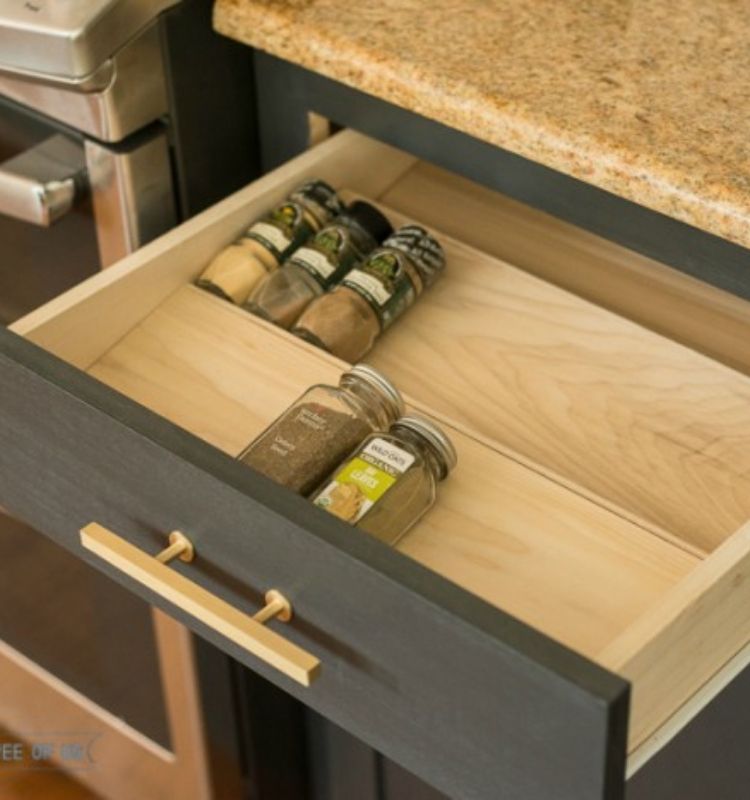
292, 227, 346, 282
342, 249, 423, 330
314, 437, 415, 523
245, 201, 316, 262
293, 245, 338, 281
291, 223, 373, 288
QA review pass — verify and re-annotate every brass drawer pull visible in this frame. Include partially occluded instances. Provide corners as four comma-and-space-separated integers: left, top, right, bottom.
80, 523, 320, 686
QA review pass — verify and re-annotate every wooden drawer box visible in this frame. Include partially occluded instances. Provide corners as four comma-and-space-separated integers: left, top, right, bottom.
2, 130, 749, 800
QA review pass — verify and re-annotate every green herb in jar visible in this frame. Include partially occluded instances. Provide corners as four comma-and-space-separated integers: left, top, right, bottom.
238, 365, 404, 495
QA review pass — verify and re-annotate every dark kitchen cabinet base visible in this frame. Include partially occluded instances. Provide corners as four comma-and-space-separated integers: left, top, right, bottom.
298, 654, 750, 800
627, 661, 750, 800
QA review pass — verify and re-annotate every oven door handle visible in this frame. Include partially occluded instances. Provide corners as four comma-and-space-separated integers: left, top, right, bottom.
0, 134, 87, 226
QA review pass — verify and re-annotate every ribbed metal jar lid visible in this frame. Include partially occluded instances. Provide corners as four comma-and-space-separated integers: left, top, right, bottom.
383, 224, 445, 287
344, 363, 405, 421
391, 414, 458, 480
291, 179, 344, 224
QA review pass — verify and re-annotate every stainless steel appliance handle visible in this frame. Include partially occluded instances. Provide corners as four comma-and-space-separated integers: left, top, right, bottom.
0, 135, 87, 226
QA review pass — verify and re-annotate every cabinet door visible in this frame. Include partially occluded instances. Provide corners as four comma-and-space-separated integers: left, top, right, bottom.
307, 712, 446, 800
0, 552, 211, 800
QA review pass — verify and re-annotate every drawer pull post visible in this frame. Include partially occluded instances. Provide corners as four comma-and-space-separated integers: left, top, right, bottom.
155, 531, 194, 564
254, 589, 293, 624
80, 523, 320, 686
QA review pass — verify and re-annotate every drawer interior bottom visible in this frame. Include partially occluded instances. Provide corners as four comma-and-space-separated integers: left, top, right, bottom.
358, 178, 750, 556
87, 283, 698, 662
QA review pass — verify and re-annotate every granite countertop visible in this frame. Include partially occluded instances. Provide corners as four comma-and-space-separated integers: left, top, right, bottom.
214, 0, 750, 250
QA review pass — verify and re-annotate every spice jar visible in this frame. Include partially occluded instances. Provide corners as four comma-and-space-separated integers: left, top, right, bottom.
312, 414, 457, 545
238, 364, 404, 495
244, 201, 393, 328
291, 225, 445, 362
196, 180, 343, 305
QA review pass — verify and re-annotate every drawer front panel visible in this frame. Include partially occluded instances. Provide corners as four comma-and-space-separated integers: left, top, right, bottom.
0, 328, 628, 800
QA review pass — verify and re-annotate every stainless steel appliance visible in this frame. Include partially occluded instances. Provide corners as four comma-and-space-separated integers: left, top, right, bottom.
0, 0, 180, 323
0, 2, 259, 796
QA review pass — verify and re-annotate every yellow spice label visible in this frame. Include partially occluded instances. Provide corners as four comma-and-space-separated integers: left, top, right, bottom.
313, 438, 414, 523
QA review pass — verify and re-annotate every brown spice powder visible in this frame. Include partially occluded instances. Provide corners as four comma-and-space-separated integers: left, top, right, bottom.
239, 402, 371, 495
293, 287, 380, 362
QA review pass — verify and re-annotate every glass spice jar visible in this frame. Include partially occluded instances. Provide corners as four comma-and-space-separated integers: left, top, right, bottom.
196, 180, 343, 305
237, 364, 404, 495
244, 200, 393, 329
291, 225, 445, 362
311, 414, 457, 545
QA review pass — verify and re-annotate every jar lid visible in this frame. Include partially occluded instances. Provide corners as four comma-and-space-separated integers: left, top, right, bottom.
383, 225, 445, 287
344, 363, 405, 421
346, 200, 394, 244
291, 179, 344, 222
391, 414, 457, 480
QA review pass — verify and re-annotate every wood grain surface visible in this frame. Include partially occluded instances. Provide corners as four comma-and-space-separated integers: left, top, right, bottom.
365, 178, 750, 552
381, 162, 750, 376
11, 132, 415, 369
88, 286, 698, 659
10, 127, 750, 780
16, 130, 749, 552
600, 521, 750, 751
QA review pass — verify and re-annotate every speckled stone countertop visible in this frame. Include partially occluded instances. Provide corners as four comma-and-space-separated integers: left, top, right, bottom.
214, 0, 750, 250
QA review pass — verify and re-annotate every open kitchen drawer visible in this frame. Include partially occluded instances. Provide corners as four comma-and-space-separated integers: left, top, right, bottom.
2, 130, 750, 800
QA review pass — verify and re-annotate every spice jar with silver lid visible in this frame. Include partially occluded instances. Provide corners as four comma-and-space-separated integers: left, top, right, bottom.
292, 224, 445, 362
196, 180, 343, 305
311, 414, 457, 545
238, 364, 404, 495
244, 200, 393, 328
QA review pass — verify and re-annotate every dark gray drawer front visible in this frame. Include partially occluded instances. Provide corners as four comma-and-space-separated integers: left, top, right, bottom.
0, 328, 629, 800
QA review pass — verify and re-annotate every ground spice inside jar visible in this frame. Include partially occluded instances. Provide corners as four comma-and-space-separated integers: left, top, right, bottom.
292, 225, 445, 362
312, 415, 457, 545
244, 201, 392, 329
239, 402, 372, 495
196, 180, 342, 305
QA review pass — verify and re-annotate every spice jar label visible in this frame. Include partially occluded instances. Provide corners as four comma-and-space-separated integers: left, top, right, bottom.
245, 201, 315, 262
247, 222, 291, 254
314, 437, 415, 523
291, 223, 372, 288
292, 245, 337, 280
342, 250, 422, 330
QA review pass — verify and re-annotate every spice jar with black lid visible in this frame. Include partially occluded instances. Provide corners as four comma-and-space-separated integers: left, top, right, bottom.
238, 364, 404, 495
312, 414, 457, 545
292, 224, 445, 362
244, 200, 393, 328
196, 180, 343, 305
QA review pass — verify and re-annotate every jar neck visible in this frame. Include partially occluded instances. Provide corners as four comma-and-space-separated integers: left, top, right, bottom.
390, 427, 446, 482
340, 375, 397, 430
300, 199, 331, 230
